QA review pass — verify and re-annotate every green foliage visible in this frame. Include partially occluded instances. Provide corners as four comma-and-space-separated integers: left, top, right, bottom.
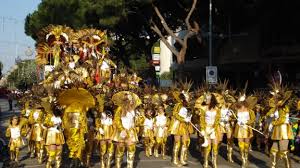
7, 60, 38, 90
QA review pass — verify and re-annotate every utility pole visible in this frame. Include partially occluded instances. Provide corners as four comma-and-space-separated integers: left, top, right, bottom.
209, 0, 213, 66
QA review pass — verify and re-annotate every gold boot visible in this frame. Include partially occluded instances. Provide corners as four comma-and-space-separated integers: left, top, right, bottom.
238, 142, 245, 168
270, 148, 278, 168
127, 144, 136, 168
180, 141, 188, 166
149, 144, 153, 156
46, 150, 56, 168
203, 144, 211, 168
100, 143, 107, 168
172, 141, 182, 167
106, 143, 114, 168
10, 151, 15, 161
115, 145, 125, 168
212, 143, 218, 168
37, 143, 44, 164
244, 143, 250, 168
184, 139, 190, 162
55, 148, 62, 168
154, 144, 159, 158
280, 151, 291, 168
15, 148, 20, 162
162, 144, 166, 160
227, 139, 234, 163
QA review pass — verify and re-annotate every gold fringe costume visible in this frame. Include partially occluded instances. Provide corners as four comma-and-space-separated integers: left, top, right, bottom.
233, 93, 257, 168
28, 107, 45, 162
267, 105, 293, 168
6, 125, 24, 162
141, 116, 155, 157
233, 110, 255, 139
111, 91, 141, 168
219, 107, 234, 163
153, 114, 169, 159
96, 112, 114, 168
58, 88, 95, 166
199, 106, 221, 168
44, 113, 65, 168
169, 102, 193, 166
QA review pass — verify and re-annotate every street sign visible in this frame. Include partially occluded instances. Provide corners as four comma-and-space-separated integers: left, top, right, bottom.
152, 60, 160, 65
206, 66, 217, 84
152, 53, 160, 61
155, 66, 160, 71
153, 46, 160, 54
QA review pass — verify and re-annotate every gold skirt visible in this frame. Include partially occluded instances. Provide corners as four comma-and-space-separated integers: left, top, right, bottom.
112, 128, 138, 143
30, 124, 44, 142
96, 125, 114, 140
219, 122, 233, 134
155, 137, 167, 144
142, 128, 154, 138
154, 127, 168, 138
169, 119, 193, 136
271, 124, 294, 140
234, 125, 253, 139
9, 138, 24, 150
45, 129, 65, 145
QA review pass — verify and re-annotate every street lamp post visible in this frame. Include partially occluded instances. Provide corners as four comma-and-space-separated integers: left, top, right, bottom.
209, 0, 213, 66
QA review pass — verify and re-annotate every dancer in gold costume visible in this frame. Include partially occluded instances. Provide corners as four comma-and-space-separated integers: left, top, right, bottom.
169, 91, 193, 166
112, 91, 141, 168
196, 93, 221, 168
96, 106, 114, 168
142, 107, 155, 157
153, 105, 169, 159
28, 105, 45, 163
58, 88, 95, 168
266, 82, 293, 168
44, 107, 65, 168
233, 95, 256, 168
6, 116, 25, 162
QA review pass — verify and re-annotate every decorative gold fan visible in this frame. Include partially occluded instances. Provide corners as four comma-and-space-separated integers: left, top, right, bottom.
58, 88, 95, 109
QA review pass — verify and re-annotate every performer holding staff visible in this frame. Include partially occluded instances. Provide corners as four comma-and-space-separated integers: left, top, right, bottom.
233, 95, 256, 168
266, 82, 293, 168
169, 91, 193, 166
196, 92, 221, 168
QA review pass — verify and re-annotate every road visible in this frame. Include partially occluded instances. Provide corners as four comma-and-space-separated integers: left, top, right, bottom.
1, 116, 300, 168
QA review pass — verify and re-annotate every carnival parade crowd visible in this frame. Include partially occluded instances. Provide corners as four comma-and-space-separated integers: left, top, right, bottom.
3, 25, 300, 168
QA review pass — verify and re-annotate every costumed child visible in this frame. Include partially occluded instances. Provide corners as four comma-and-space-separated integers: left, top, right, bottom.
142, 107, 155, 157
96, 106, 114, 168
6, 115, 24, 162
44, 106, 65, 168
153, 105, 169, 159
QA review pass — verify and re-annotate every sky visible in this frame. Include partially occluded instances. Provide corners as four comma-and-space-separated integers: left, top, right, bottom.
0, 0, 41, 74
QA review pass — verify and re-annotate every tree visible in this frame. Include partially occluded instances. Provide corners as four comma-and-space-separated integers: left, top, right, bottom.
150, 0, 201, 79
7, 60, 38, 90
